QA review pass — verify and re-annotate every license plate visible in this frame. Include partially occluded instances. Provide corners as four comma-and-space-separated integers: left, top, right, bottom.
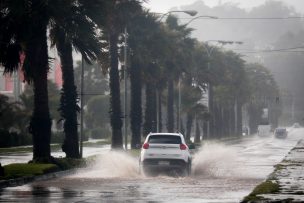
158, 161, 170, 166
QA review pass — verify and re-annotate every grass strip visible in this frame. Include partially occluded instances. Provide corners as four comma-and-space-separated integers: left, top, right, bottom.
2, 163, 59, 180
242, 180, 280, 202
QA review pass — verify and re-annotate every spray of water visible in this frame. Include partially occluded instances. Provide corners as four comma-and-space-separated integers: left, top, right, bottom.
73, 151, 140, 178
192, 142, 239, 177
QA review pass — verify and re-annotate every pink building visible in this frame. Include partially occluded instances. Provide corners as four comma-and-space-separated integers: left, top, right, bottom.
0, 52, 63, 98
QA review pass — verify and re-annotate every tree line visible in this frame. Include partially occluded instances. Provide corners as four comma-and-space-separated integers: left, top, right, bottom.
0, 0, 280, 162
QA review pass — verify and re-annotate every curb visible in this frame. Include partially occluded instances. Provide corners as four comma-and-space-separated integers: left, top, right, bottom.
0, 169, 77, 189
242, 139, 304, 202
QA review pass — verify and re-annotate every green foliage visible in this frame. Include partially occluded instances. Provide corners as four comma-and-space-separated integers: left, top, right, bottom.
53, 158, 87, 170
2, 163, 59, 180
127, 149, 141, 158
90, 127, 111, 139
86, 95, 110, 128
51, 131, 65, 144
0, 130, 32, 148
242, 180, 280, 202
74, 61, 109, 103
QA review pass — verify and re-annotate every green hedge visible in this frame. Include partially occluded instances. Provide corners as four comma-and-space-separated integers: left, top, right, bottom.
2, 163, 59, 180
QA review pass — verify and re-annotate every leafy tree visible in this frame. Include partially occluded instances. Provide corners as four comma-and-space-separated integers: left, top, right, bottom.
86, 95, 110, 131
164, 15, 195, 132
80, 0, 143, 149
245, 63, 280, 133
74, 61, 109, 104
0, 95, 20, 131
49, 0, 102, 158
0, 0, 52, 161
127, 10, 176, 147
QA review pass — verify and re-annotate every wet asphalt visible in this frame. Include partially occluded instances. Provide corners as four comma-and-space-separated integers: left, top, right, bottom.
0, 128, 303, 203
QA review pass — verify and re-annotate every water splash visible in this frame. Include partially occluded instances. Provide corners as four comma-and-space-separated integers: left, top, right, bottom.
73, 151, 140, 178
192, 142, 239, 177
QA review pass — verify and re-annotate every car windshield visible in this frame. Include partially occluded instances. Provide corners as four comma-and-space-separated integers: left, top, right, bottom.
276, 129, 286, 133
148, 135, 181, 144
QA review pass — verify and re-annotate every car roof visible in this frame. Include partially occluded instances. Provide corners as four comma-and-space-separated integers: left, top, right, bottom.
275, 128, 286, 131
148, 133, 182, 136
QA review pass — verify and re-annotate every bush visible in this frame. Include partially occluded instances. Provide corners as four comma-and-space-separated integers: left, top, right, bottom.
2, 163, 59, 180
0, 129, 32, 147
90, 127, 111, 139
51, 131, 64, 144
53, 158, 87, 170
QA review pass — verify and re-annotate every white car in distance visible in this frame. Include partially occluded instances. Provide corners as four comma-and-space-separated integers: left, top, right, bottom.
139, 133, 192, 176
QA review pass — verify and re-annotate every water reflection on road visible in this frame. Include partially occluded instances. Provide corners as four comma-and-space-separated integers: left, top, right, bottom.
0, 144, 111, 166
1, 128, 303, 203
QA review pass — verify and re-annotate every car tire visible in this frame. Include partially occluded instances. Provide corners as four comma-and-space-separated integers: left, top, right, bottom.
188, 160, 192, 176
181, 162, 191, 177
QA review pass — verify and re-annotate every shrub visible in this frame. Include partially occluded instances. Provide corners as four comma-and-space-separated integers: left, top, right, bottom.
2, 163, 59, 180
0, 129, 32, 147
90, 127, 111, 139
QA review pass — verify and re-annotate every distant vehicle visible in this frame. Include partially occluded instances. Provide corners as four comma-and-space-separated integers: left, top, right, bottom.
242, 126, 249, 136
258, 125, 271, 137
292, 123, 301, 128
139, 133, 192, 176
274, 128, 288, 139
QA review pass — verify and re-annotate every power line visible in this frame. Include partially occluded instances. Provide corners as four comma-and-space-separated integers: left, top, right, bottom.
233, 46, 304, 54
181, 16, 304, 20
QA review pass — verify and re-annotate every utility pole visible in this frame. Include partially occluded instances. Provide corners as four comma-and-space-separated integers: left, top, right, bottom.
178, 78, 181, 132
124, 27, 128, 150
80, 56, 84, 158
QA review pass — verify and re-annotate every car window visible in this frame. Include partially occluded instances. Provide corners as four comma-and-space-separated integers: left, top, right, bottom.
276, 129, 286, 133
148, 135, 181, 144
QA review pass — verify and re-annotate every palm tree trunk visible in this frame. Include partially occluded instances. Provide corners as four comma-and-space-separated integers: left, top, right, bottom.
209, 84, 214, 138
185, 112, 193, 143
130, 59, 142, 149
167, 78, 174, 132
157, 89, 163, 132
194, 117, 201, 143
202, 121, 208, 140
144, 81, 154, 136
109, 32, 123, 149
180, 118, 185, 135
56, 31, 80, 158
27, 25, 51, 161
237, 100, 242, 137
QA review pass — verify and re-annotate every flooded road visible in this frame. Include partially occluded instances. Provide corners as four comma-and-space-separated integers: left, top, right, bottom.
1, 128, 303, 203
0, 144, 111, 166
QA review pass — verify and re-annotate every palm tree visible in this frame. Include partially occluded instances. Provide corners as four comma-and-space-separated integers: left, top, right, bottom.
164, 15, 195, 132
0, 0, 52, 161
80, 0, 143, 149
49, 0, 102, 158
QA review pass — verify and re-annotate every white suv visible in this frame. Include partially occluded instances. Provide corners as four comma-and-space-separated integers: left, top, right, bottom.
139, 133, 192, 176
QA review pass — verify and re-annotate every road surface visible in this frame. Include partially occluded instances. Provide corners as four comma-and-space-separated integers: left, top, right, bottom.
0, 128, 303, 202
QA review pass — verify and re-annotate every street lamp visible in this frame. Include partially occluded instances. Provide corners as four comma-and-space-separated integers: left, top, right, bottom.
184, 15, 218, 26
159, 10, 198, 21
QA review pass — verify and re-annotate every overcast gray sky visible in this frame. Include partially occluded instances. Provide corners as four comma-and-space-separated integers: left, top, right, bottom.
143, 0, 304, 13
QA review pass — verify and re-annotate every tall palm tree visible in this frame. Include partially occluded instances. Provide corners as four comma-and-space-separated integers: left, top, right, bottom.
164, 15, 195, 132
0, 0, 52, 161
49, 0, 102, 158
127, 11, 160, 147
80, 0, 143, 149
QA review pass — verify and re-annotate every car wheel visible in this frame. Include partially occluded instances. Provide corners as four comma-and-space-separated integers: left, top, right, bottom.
188, 161, 192, 176
181, 162, 191, 177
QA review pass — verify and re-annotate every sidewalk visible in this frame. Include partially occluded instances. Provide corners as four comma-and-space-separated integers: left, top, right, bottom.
243, 139, 304, 202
